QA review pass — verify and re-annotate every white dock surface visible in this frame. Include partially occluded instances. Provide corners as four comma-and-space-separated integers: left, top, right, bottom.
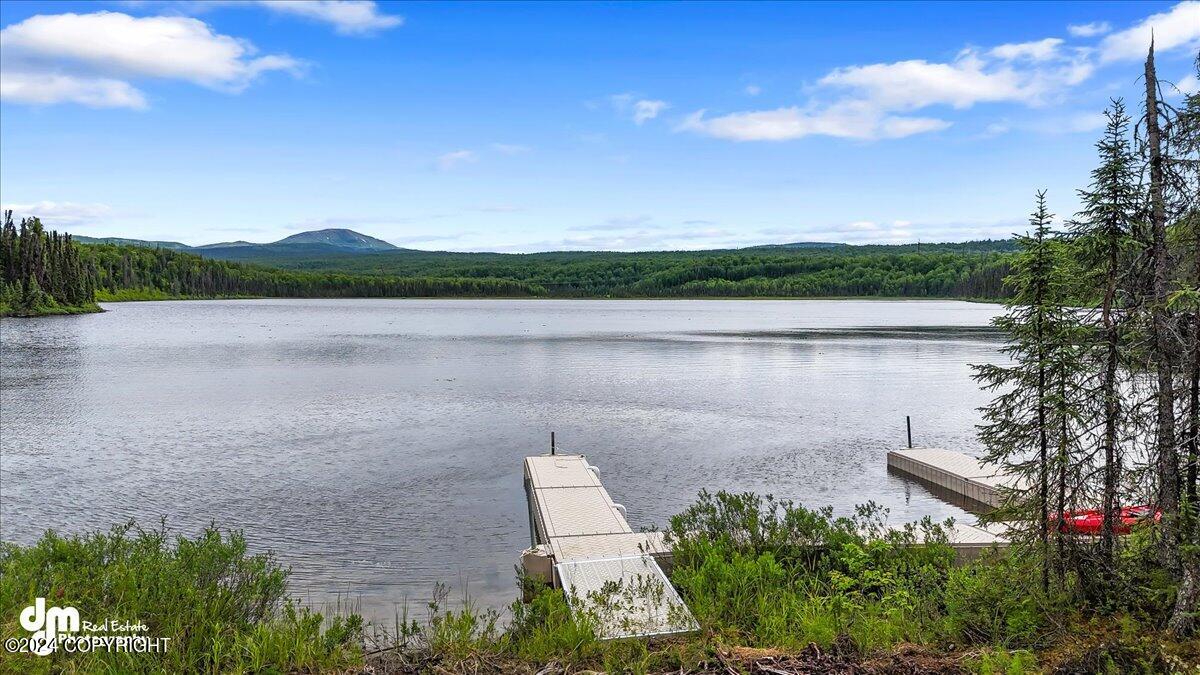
887, 447, 1019, 509
886, 447, 1016, 555
523, 454, 697, 639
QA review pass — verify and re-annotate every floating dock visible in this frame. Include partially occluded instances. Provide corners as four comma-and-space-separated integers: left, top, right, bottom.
520, 448, 1011, 639
886, 446, 1016, 556
887, 447, 1018, 510
522, 454, 695, 640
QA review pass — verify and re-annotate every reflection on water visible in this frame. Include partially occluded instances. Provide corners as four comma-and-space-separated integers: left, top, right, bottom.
0, 298, 1004, 618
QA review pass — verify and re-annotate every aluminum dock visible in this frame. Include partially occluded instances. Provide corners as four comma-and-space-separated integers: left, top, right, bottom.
522, 454, 696, 640
886, 446, 1017, 555
519, 447, 1011, 639
887, 447, 1019, 510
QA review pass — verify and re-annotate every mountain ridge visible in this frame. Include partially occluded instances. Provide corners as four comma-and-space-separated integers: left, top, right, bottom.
76, 228, 399, 255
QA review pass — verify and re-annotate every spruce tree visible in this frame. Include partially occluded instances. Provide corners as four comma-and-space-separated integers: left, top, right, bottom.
1069, 100, 1141, 572
976, 191, 1079, 591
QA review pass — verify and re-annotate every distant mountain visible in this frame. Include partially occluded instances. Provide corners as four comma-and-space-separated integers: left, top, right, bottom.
74, 235, 191, 250
274, 228, 397, 251
195, 240, 257, 249
752, 241, 846, 250
196, 242, 399, 261
76, 228, 401, 256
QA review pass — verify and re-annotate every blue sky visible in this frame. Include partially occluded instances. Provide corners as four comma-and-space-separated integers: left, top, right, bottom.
1, 1, 1197, 251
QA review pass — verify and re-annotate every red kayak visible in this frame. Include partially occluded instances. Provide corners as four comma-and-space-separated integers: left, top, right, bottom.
1055, 505, 1161, 535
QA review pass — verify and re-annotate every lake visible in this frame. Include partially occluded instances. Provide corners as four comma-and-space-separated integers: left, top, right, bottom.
0, 298, 1005, 619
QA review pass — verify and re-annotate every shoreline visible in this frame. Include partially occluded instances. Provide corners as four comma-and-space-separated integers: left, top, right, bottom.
90, 294, 1004, 304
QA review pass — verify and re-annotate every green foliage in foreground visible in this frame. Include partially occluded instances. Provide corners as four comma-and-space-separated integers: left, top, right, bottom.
0, 523, 362, 674
2, 499, 1194, 673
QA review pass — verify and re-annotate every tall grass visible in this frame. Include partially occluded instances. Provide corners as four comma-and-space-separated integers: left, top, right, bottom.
0, 522, 362, 673
2, 499, 1193, 673
664, 491, 961, 653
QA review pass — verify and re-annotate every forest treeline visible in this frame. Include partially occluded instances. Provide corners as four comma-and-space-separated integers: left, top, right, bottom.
0, 217, 546, 316
0, 234, 1016, 316
80, 243, 545, 302
0, 206, 1017, 314
224, 240, 1015, 298
0, 213, 98, 316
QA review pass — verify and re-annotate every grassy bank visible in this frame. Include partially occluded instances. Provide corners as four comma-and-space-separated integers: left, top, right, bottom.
0, 300, 101, 318
1, 496, 1194, 674
94, 288, 262, 302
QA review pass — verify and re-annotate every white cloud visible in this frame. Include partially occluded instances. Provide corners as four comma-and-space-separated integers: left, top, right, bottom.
1068, 21, 1111, 38
550, 227, 738, 251
632, 99, 669, 124
570, 215, 655, 232
1, 201, 115, 227
989, 38, 1064, 62
0, 72, 147, 108
983, 121, 1011, 137
682, 33, 1098, 143
763, 218, 1022, 245
1066, 112, 1107, 133
0, 11, 300, 108
1180, 73, 1199, 94
820, 49, 1090, 110
1099, 1, 1200, 63
255, 1, 402, 36
744, 84, 762, 96
436, 149, 477, 171
678, 101, 950, 141
608, 93, 669, 124
680, 4, 1200, 145
490, 143, 531, 155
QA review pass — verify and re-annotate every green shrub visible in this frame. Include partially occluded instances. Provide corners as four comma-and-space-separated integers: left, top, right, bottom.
666, 491, 955, 654
941, 550, 1056, 647
0, 522, 362, 674
965, 648, 1039, 674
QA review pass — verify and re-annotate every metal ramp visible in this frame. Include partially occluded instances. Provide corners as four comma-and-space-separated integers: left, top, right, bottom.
523, 454, 697, 640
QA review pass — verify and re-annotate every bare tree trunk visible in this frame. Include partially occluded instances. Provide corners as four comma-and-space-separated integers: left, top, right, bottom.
1056, 373, 1069, 586
1145, 41, 1180, 572
1189, 326, 1199, 508
1170, 560, 1199, 635
1171, 242, 1200, 636
1100, 239, 1121, 569
1037, 272, 1050, 593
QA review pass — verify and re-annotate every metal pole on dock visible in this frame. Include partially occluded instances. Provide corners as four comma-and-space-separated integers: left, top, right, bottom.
906, 416, 913, 449
550, 431, 556, 455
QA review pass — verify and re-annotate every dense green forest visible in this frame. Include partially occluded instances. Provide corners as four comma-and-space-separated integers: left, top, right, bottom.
79, 242, 544, 302
205, 239, 1016, 298
0, 212, 98, 316
1, 218, 1017, 316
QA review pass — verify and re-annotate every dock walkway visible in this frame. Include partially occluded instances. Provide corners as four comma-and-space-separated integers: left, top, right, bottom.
887, 446, 1017, 555
521, 447, 1011, 639
522, 454, 695, 640
887, 447, 1019, 510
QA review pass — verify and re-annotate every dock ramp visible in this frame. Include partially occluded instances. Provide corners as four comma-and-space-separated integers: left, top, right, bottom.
522, 454, 696, 639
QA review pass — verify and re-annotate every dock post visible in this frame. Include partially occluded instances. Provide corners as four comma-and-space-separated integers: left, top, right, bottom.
906, 416, 913, 449
551, 431, 556, 455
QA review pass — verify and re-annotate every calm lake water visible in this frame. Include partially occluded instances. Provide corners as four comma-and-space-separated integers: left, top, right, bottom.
1, 298, 1004, 618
